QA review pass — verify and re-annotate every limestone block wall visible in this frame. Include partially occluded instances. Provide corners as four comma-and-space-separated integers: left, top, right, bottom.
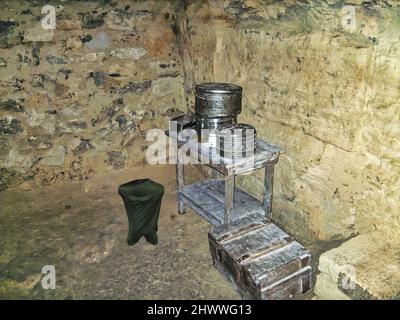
0, 0, 185, 191
176, 0, 400, 244
1, 0, 399, 300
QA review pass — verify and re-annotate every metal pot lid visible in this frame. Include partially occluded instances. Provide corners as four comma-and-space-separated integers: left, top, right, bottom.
195, 83, 243, 94
216, 123, 256, 133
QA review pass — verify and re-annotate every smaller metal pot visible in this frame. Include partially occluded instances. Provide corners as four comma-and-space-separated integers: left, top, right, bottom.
216, 123, 257, 159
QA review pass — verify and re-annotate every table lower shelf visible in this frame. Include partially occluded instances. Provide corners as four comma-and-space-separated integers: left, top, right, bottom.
178, 179, 266, 226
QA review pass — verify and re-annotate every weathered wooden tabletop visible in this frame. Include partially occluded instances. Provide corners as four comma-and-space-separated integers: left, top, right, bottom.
167, 129, 284, 175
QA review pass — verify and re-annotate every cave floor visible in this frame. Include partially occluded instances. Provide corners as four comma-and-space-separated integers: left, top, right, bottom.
0, 165, 317, 300
0, 165, 240, 299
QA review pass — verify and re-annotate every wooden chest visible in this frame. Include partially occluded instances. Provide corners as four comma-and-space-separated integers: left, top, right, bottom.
208, 216, 312, 300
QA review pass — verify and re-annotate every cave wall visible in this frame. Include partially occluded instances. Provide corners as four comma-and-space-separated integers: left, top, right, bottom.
1, 0, 399, 300
1, 0, 398, 245
0, 0, 185, 190
177, 0, 400, 244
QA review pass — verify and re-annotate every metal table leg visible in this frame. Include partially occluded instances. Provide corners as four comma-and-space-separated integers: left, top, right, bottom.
176, 153, 186, 214
224, 175, 235, 224
262, 164, 275, 220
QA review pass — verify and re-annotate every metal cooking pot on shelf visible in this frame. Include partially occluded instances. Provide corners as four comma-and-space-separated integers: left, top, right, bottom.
194, 83, 243, 140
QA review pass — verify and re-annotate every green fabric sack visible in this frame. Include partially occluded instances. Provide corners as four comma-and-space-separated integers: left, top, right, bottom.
118, 179, 165, 246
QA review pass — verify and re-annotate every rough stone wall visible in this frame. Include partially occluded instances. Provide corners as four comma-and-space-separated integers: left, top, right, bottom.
177, 0, 400, 244
0, 0, 185, 191
1, 0, 399, 300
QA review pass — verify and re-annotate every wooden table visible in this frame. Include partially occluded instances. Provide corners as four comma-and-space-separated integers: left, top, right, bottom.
167, 129, 283, 226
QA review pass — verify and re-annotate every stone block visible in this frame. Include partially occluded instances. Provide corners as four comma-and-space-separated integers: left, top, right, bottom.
318, 233, 400, 299
41, 146, 66, 167
109, 47, 147, 60
314, 273, 351, 300
23, 26, 54, 43
0, 118, 23, 135
105, 9, 151, 32
84, 31, 109, 50
57, 19, 82, 30
0, 20, 20, 48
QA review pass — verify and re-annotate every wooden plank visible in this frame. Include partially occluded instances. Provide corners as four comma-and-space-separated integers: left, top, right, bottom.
230, 157, 278, 175
176, 152, 186, 214
260, 266, 312, 300
179, 179, 265, 226
222, 224, 292, 260
243, 242, 309, 277
168, 130, 281, 175
219, 223, 269, 244
224, 175, 235, 224
210, 215, 267, 241
243, 242, 310, 291
262, 165, 275, 219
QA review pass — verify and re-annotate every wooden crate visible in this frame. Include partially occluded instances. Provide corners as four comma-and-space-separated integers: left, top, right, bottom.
208, 216, 312, 300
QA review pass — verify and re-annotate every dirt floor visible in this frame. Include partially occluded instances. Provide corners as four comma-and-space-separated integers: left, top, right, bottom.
0, 164, 325, 300
0, 165, 241, 299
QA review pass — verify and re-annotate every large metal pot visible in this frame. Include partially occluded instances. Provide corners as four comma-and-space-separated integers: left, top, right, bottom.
195, 83, 242, 136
